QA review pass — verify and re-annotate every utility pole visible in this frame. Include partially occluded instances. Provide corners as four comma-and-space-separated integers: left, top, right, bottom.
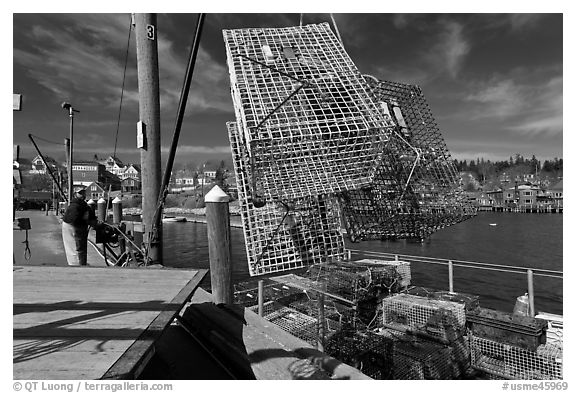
62, 102, 78, 205
135, 13, 162, 264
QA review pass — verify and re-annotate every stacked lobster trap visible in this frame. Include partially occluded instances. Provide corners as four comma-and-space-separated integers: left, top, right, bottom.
224, 22, 476, 277
220, 21, 554, 380
338, 78, 477, 241
466, 308, 563, 380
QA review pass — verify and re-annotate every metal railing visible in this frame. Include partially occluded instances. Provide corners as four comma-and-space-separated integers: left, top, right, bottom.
348, 248, 563, 317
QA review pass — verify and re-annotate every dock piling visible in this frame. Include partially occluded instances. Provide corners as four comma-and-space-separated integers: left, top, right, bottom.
258, 280, 264, 316
448, 260, 454, 293
97, 198, 107, 222
206, 185, 233, 305
527, 269, 535, 317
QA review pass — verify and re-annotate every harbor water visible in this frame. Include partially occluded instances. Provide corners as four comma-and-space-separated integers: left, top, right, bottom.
162, 211, 563, 315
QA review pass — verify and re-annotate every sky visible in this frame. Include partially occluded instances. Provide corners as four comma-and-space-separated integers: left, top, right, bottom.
12, 12, 563, 169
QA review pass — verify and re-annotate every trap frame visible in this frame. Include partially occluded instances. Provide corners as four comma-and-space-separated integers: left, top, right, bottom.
228, 121, 347, 276
223, 23, 395, 201
339, 77, 477, 241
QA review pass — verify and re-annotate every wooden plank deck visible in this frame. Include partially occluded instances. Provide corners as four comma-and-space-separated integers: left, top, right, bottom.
13, 265, 207, 380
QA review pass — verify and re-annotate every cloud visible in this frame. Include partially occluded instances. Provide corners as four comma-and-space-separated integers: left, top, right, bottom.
466, 79, 524, 117
507, 14, 544, 32
465, 74, 562, 136
427, 20, 470, 79
14, 14, 232, 116
14, 15, 135, 109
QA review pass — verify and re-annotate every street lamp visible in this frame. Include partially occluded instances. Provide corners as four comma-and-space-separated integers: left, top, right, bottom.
62, 102, 79, 205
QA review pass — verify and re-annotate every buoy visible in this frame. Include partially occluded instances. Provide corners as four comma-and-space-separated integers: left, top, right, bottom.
512, 293, 530, 316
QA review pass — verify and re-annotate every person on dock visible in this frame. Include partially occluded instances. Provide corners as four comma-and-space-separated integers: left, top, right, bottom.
62, 188, 97, 266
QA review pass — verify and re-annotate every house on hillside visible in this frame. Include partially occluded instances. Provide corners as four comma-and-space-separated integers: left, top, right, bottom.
30, 155, 59, 174
84, 182, 107, 201
100, 156, 125, 177
121, 177, 141, 194
547, 180, 563, 208
72, 161, 121, 191
72, 161, 104, 186
121, 164, 141, 181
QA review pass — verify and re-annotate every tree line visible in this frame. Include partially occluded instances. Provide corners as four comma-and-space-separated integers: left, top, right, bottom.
453, 154, 563, 184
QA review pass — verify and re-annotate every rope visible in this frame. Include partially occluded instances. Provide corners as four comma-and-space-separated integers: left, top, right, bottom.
329, 14, 343, 45
22, 230, 31, 260
28, 134, 64, 146
113, 15, 133, 159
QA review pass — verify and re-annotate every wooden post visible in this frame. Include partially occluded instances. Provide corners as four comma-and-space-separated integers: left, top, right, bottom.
205, 185, 232, 304
112, 197, 126, 255
527, 269, 535, 317
448, 260, 454, 293
112, 197, 123, 224
97, 198, 107, 222
135, 13, 162, 265
258, 280, 264, 317
87, 199, 96, 213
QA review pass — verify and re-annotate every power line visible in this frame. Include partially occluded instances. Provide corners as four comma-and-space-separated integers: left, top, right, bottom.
113, 14, 133, 159
29, 134, 64, 146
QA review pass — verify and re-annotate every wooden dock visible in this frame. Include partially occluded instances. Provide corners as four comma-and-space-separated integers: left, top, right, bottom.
13, 265, 207, 380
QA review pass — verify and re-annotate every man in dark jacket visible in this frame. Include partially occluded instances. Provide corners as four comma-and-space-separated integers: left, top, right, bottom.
62, 188, 97, 266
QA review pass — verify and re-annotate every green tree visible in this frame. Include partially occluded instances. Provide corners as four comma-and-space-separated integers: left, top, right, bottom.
27, 173, 52, 191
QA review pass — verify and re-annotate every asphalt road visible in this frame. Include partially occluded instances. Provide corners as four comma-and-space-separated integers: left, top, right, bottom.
13, 210, 105, 266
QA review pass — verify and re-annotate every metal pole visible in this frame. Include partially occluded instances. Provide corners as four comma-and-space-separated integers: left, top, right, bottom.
527, 269, 535, 317
258, 280, 264, 317
448, 260, 454, 293
27, 134, 67, 202
155, 13, 205, 219
61, 104, 77, 205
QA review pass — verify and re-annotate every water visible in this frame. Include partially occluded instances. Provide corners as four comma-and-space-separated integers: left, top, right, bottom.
163, 212, 563, 315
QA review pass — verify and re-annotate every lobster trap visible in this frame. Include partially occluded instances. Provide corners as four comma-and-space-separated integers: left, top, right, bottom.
223, 23, 395, 201
324, 328, 458, 380
381, 293, 467, 342
228, 122, 347, 276
339, 78, 476, 241
469, 335, 563, 380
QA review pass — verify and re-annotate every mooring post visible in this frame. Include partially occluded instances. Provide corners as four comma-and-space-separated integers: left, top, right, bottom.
258, 280, 264, 317
206, 185, 232, 305
112, 197, 123, 224
527, 269, 535, 317
112, 197, 126, 255
87, 199, 96, 214
97, 198, 107, 222
448, 260, 454, 293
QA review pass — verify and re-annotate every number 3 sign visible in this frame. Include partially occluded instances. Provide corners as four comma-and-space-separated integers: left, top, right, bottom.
146, 24, 155, 40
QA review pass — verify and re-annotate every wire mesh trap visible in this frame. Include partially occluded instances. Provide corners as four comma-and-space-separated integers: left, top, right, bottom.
381, 293, 467, 342
469, 335, 563, 380
223, 23, 395, 201
338, 77, 477, 241
228, 121, 347, 276
324, 328, 458, 379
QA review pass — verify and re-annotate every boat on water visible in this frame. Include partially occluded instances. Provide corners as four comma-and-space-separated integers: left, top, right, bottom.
489, 223, 498, 226
162, 216, 187, 223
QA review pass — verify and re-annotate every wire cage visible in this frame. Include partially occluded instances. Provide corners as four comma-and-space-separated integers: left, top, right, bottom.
339, 77, 477, 241
228, 122, 347, 276
302, 260, 411, 303
223, 23, 395, 201
381, 293, 467, 342
469, 335, 563, 380
324, 328, 457, 379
